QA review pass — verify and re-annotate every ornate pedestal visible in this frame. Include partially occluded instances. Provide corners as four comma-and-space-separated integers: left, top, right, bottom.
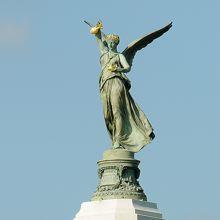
92, 149, 146, 201
74, 149, 165, 220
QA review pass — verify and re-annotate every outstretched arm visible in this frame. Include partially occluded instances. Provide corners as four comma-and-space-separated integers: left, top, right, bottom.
94, 30, 108, 54
90, 21, 108, 54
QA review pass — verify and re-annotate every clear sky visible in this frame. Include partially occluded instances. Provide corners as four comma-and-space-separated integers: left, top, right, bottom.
0, 0, 219, 220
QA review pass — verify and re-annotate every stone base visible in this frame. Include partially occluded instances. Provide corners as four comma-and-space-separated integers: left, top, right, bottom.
74, 199, 164, 220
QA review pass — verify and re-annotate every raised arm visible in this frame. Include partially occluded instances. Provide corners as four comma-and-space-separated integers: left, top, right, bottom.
90, 21, 108, 54
94, 31, 108, 54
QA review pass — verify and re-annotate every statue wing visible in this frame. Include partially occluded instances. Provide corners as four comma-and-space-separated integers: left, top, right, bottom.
122, 22, 172, 67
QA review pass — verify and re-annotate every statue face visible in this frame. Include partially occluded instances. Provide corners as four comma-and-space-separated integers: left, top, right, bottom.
107, 40, 118, 51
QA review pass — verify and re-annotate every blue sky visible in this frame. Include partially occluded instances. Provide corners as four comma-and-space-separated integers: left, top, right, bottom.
0, 0, 220, 220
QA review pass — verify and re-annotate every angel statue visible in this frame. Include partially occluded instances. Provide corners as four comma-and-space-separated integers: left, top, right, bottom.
85, 20, 172, 153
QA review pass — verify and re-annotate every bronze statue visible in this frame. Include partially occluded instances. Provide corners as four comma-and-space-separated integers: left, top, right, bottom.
85, 21, 172, 153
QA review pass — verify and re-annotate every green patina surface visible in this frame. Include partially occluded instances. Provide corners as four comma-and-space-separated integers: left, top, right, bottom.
84, 20, 172, 201
92, 149, 147, 201
85, 20, 171, 153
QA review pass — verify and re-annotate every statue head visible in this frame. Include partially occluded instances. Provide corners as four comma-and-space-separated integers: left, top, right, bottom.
106, 34, 120, 51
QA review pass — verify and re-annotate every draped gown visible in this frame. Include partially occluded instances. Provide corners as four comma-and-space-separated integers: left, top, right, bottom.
99, 51, 154, 153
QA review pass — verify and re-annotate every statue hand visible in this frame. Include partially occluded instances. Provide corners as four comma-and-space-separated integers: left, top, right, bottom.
90, 21, 103, 34
108, 64, 117, 72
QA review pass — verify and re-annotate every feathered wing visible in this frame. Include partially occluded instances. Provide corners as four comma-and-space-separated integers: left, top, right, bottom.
122, 22, 172, 68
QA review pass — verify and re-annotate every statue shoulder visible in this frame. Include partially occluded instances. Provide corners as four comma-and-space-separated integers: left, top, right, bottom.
118, 53, 127, 62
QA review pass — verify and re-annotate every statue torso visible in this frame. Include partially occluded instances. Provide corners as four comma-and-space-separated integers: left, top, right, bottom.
99, 52, 131, 91
100, 51, 121, 70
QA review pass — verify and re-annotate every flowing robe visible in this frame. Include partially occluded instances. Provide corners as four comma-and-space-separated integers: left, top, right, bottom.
99, 52, 154, 153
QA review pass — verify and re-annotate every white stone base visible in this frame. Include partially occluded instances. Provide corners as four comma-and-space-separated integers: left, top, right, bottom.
74, 199, 164, 220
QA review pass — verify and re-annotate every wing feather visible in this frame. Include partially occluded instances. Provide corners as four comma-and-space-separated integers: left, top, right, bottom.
122, 22, 172, 67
